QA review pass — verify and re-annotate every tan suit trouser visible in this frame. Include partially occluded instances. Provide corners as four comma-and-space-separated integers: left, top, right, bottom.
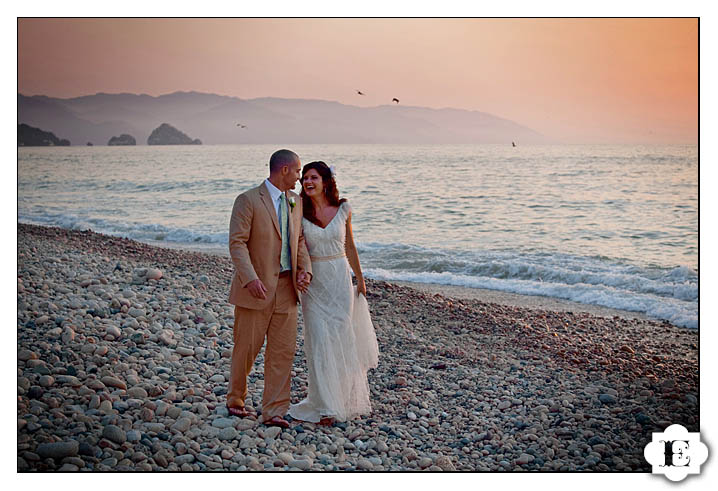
227, 275, 297, 422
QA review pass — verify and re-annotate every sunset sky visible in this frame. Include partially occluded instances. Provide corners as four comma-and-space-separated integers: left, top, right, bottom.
18, 18, 697, 143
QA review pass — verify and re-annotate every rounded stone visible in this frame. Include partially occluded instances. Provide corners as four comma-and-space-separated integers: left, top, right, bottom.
128, 307, 145, 318
218, 427, 239, 441
36, 440, 79, 460
516, 453, 535, 465
140, 407, 155, 422
39, 375, 55, 388
211, 418, 236, 429
126, 430, 142, 442
101, 376, 127, 390
105, 325, 121, 338
18, 349, 38, 361
264, 426, 282, 439
27, 386, 44, 399
61, 328, 75, 344
239, 434, 253, 449
171, 417, 192, 433
289, 459, 311, 470
175, 347, 194, 357
174, 454, 195, 465
598, 394, 617, 404
435, 455, 456, 471
277, 452, 293, 465
102, 425, 127, 444
18, 377, 31, 391
418, 457, 433, 469
128, 386, 148, 399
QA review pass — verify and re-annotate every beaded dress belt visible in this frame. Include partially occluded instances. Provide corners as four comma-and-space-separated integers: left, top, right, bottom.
309, 252, 346, 262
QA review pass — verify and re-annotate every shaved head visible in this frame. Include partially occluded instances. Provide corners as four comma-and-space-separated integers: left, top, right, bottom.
269, 149, 300, 175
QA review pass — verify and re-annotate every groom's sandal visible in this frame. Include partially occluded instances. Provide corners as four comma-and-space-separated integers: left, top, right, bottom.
227, 405, 256, 418
263, 416, 290, 429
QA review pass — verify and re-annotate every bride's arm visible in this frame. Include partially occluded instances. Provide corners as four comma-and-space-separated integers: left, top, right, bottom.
344, 213, 366, 296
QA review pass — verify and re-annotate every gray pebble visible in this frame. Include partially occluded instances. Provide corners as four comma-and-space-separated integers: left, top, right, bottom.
102, 425, 127, 444
598, 394, 617, 404
36, 440, 79, 460
211, 417, 236, 429
175, 454, 195, 465
218, 427, 239, 441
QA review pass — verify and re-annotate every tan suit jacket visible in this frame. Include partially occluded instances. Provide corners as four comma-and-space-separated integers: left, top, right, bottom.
228, 182, 311, 309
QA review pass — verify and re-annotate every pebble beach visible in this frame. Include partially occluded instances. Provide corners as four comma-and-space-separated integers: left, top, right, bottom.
17, 223, 699, 472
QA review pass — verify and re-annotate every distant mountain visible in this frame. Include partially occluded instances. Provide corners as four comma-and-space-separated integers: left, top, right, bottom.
18, 123, 70, 146
18, 94, 142, 147
17, 91, 547, 145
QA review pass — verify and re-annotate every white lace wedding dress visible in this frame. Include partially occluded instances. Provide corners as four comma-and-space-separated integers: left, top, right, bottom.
288, 202, 379, 423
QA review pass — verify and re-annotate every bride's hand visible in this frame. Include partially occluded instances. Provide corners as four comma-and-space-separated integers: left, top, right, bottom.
297, 271, 311, 293
357, 277, 366, 296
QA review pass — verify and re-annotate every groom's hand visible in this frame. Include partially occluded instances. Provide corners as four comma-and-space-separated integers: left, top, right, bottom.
246, 279, 267, 300
297, 272, 307, 293
297, 272, 311, 293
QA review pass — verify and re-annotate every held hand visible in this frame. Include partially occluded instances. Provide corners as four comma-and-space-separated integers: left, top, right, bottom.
357, 277, 367, 296
296, 272, 306, 294
246, 279, 267, 300
297, 271, 311, 293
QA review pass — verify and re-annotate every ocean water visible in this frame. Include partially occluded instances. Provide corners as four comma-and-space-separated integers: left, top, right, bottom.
18, 144, 698, 328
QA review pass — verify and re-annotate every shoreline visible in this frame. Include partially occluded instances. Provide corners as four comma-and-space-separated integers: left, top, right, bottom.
17, 223, 698, 472
96, 230, 659, 325
392, 281, 653, 322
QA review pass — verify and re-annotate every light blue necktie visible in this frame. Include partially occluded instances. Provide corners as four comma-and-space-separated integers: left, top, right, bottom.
279, 194, 291, 271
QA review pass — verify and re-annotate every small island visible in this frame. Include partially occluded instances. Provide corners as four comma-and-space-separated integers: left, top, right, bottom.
108, 134, 137, 146
18, 123, 71, 146
147, 123, 201, 145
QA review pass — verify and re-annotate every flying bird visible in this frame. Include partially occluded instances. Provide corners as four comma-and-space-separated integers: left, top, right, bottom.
392, 98, 399, 104
236, 123, 247, 128
512, 141, 516, 147
356, 90, 365, 96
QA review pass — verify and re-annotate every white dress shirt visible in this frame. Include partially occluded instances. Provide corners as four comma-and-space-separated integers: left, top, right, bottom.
264, 179, 284, 220
265, 179, 293, 273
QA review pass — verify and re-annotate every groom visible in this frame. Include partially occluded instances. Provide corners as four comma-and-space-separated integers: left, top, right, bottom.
227, 149, 312, 428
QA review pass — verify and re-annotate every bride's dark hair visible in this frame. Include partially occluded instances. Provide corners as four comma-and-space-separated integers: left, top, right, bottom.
300, 161, 347, 227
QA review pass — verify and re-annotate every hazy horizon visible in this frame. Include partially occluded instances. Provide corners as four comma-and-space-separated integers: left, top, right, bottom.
18, 18, 697, 144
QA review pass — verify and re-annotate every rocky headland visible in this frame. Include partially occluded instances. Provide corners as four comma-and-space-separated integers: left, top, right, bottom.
108, 134, 137, 146
147, 124, 201, 145
18, 123, 71, 147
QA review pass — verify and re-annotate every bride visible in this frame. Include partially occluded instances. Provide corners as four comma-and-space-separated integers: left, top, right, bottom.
288, 161, 379, 425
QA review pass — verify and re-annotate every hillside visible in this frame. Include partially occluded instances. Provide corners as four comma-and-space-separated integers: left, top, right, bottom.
18, 91, 547, 145
18, 123, 70, 146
